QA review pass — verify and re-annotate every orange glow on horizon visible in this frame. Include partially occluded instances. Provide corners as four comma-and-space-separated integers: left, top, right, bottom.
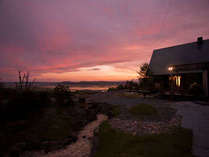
38, 65, 137, 82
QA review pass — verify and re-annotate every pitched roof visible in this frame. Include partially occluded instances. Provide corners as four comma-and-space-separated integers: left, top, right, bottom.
149, 39, 209, 75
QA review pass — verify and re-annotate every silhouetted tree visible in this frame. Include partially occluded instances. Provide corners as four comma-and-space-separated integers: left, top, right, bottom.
188, 82, 203, 96
137, 63, 155, 90
16, 71, 36, 90
137, 63, 151, 78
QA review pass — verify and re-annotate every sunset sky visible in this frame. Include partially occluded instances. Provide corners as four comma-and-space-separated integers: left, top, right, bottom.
0, 0, 209, 82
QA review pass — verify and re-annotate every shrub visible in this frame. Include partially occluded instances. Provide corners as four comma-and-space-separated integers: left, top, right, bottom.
107, 84, 124, 92
111, 105, 121, 117
108, 81, 139, 92
123, 81, 139, 90
129, 103, 158, 117
117, 84, 124, 90
1, 90, 51, 121
188, 82, 203, 96
107, 87, 117, 92
54, 84, 73, 106
0, 82, 4, 90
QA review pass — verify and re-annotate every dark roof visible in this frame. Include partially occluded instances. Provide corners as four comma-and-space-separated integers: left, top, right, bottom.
149, 39, 209, 75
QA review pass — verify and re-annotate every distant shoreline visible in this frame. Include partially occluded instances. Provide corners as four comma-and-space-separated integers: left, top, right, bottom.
38, 85, 116, 91
1, 82, 119, 91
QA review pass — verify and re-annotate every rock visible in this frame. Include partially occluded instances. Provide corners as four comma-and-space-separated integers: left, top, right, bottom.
10, 151, 19, 157
10, 146, 21, 157
79, 97, 86, 103
109, 115, 182, 136
93, 128, 99, 136
72, 135, 78, 142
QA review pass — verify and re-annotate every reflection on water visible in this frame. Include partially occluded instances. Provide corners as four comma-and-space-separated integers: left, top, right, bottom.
39, 85, 116, 91
70, 86, 113, 91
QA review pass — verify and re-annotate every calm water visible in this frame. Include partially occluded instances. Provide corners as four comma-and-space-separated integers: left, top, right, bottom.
70, 85, 115, 91
40, 85, 116, 91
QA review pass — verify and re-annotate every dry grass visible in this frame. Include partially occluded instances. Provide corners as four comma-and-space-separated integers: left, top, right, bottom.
116, 92, 141, 98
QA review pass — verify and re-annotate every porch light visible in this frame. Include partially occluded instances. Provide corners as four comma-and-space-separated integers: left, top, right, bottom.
168, 66, 174, 72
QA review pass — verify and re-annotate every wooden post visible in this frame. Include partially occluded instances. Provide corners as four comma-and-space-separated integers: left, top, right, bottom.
202, 70, 208, 97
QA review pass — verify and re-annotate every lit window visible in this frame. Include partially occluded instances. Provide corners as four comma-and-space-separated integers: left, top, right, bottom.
175, 76, 181, 87
168, 66, 174, 72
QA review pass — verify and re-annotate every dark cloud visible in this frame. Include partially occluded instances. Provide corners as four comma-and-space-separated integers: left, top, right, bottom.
91, 68, 100, 71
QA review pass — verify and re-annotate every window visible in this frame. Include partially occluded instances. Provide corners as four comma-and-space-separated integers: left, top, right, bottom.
169, 76, 181, 87
175, 76, 181, 87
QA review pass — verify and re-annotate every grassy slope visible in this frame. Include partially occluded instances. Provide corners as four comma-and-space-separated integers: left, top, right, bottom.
93, 122, 194, 157
129, 103, 158, 116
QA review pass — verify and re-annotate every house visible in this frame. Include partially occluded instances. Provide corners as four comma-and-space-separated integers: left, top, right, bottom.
149, 37, 209, 96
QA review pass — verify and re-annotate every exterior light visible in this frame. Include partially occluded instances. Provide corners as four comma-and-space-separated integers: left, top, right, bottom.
168, 66, 174, 72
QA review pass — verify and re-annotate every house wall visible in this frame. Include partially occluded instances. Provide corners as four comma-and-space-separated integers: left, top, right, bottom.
175, 63, 209, 96
174, 62, 209, 72
181, 73, 202, 89
153, 72, 204, 93
203, 70, 208, 96
153, 75, 169, 90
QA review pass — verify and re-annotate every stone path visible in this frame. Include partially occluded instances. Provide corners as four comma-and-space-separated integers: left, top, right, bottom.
172, 101, 209, 157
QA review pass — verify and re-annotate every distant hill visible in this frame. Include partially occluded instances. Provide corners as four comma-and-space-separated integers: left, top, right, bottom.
62, 81, 124, 86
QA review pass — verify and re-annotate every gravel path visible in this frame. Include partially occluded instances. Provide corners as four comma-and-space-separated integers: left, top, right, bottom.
88, 92, 171, 108
172, 101, 209, 157
22, 114, 108, 157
